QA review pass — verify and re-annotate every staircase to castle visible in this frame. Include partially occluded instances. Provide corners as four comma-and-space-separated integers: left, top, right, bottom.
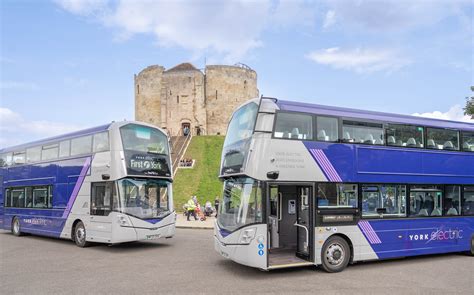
170, 134, 192, 176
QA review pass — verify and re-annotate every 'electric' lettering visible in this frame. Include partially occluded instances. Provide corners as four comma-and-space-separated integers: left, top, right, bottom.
408, 228, 463, 244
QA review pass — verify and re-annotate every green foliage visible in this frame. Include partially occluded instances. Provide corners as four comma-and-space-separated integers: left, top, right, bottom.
173, 136, 224, 211
465, 96, 474, 118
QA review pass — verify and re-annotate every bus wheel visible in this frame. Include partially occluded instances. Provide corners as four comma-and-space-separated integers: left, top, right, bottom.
321, 236, 350, 273
11, 217, 22, 236
73, 221, 90, 248
470, 236, 474, 256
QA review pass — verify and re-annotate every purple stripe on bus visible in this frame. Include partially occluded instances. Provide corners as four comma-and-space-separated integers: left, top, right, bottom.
309, 149, 331, 181
61, 157, 92, 219
312, 149, 334, 180
315, 150, 342, 182
311, 149, 342, 182
359, 221, 381, 244
358, 221, 378, 244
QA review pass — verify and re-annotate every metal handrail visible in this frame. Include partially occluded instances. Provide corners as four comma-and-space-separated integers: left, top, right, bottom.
294, 222, 309, 252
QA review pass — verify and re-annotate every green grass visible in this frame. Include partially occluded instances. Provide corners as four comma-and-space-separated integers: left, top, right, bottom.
173, 136, 224, 211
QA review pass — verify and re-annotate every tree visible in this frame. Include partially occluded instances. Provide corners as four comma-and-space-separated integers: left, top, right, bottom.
465, 87, 474, 118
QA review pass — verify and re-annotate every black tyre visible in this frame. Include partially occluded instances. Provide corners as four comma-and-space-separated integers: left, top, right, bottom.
73, 221, 90, 248
470, 236, 474, 256
321, 236, 351, 273
11, 217, 22, 236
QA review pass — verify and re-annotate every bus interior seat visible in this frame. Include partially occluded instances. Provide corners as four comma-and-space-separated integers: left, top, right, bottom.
317, 130, 329, 141
375, 138, 383, 145
427, 139, 436, 149
463, 142, 470, 151
406, 138, 417, 147
431, 208, 442, 216
364, 134, 374, 144
283, 131, 290, 138
396, 140, 403, 146
446, 207, 458, 216
443, 141, 454, 150
387, 136, 396, 145
291, 128, 300, 139
417, 208, 429, 216
343, 132, 353, 142
471, 145, 474, 152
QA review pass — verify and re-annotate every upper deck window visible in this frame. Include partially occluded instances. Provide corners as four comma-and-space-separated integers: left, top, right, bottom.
461, 132, 474, 152
120, 124, 168, 155
316, 116, 338, 142
26, 146, 41, 163
41, 143, 59, 161
426, 128, 459, 151
12, 151, 26, 165
342, 120, 384, 145
93, 132, 109, 153
71, 135, 93, 156
386, 124, 424, 148
274, 112, 313, 140
0, 153, 12, 167
224, 102, 258, 147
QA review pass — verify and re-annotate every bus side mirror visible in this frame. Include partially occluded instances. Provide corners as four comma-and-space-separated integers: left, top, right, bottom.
267, 171, 279, 180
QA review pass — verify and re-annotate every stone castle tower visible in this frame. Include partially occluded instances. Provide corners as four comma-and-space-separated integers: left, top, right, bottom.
134, 62, 258, 136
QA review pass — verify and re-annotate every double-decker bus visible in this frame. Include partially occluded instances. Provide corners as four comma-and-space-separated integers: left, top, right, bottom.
214, 97, 474, 272
0, 121, 176, 247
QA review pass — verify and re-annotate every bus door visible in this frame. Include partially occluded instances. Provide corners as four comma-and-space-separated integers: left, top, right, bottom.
267, 184, 313, 268
296, 186, 311, 258
89, 182, 113, 242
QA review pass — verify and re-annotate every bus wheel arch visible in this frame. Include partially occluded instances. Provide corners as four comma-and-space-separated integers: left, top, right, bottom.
469, 234, 474, 256
11, 216, 22, 236
320, 234, 352, 273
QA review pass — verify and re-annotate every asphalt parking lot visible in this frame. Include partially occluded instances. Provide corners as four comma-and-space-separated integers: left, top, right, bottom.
0, 229, 472, 294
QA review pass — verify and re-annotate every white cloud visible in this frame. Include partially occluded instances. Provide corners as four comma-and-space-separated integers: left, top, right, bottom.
54, 0, 317, 62
0, 81, 39, 90
306, 47, 411, 74
323, 10, 336, 29
0, 107, 84, 148
323, 0, 470, 31
54, 0, 109, 16
412, 105, 473, 123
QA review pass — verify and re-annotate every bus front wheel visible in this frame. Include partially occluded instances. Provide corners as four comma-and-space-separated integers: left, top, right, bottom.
73, 221, 90, 248
11, 217, 22, 236
321, 236, 350, 273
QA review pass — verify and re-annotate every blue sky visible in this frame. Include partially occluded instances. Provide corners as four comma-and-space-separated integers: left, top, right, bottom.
1, 0, 472, 147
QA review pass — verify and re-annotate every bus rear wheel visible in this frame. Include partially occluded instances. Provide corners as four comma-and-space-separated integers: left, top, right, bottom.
11, 217, 22, 236
73, 221, 90, 248
321, 236, 350, 273
470, 236, 474, 256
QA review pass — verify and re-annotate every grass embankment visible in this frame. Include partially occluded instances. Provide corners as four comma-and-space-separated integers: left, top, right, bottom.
173, 136, 224, 212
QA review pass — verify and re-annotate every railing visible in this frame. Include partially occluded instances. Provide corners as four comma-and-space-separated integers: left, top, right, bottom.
172, 133, 192, 176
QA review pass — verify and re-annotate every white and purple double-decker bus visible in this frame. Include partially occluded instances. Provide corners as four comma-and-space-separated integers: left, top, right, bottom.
214, 97, 474, 272
0, 121, 176, 247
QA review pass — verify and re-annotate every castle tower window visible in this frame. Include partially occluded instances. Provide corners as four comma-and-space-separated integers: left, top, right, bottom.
216, 90, 218, 100
244, 80, 247, 89
137, 84, 140, 94
177, 96, 179, 103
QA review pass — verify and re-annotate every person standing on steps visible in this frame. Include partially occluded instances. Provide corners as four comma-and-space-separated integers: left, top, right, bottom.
186, 196, 198, 221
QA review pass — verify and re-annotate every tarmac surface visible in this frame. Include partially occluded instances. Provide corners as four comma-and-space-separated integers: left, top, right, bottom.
0, 229, 472, 295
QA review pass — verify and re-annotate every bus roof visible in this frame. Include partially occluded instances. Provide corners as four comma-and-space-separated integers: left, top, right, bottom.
0, 123, 112, 153
276, 99, 474, 132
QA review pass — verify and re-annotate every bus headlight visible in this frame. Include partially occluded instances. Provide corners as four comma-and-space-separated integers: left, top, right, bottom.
239, 227, 256, 244
117, 214, 131, 226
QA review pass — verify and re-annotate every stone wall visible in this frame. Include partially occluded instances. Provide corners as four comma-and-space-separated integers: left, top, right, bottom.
134, 63, 258, 136
205, 65, 258, 135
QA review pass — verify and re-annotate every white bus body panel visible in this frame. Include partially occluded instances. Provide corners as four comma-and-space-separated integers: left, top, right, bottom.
214, 222, 268, 270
